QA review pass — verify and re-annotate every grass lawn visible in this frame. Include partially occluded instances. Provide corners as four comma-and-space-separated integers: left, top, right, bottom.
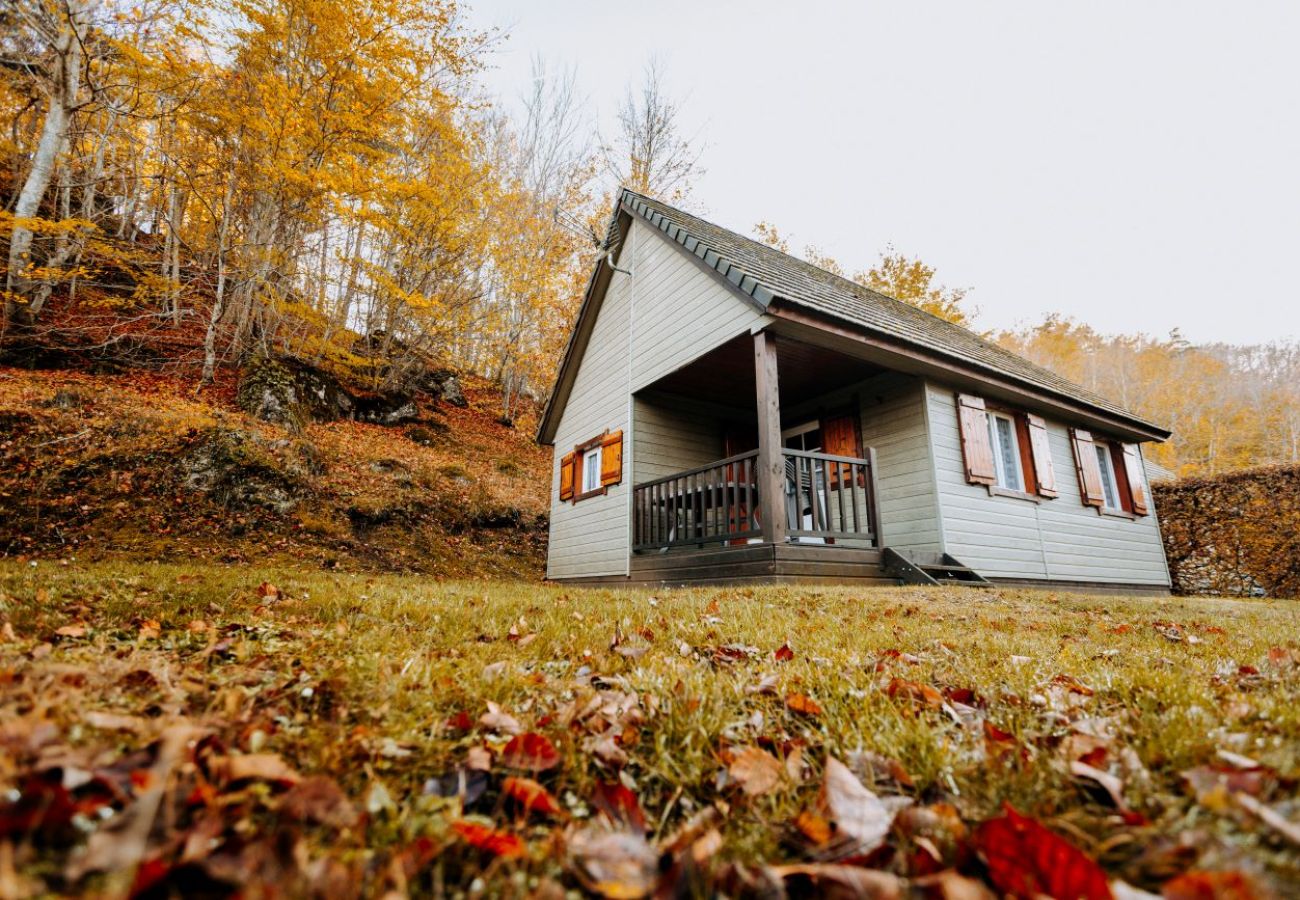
1, 561, 1298, 897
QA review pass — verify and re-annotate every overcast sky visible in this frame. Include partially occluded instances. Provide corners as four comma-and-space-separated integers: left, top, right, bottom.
467, 1, 1299, 345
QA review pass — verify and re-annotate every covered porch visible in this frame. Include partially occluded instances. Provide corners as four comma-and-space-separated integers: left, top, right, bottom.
629, 329, 892, 582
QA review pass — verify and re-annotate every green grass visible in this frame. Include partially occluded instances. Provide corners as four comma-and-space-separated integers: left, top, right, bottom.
1, 561, 1298, 895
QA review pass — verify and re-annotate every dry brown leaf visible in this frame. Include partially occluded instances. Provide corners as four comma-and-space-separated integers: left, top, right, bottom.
567, 824, 658, 899
217, 752, 300, 786
83, 711, 147, 733
479, 701, 522, 735
1070, 759, 1128, 811
786, 693, 823, 716
768, 863, 903, 899
729, 746, 783, 796
279, 775, 359, 828
818, 756, 896, 855
466, 745, 492, 771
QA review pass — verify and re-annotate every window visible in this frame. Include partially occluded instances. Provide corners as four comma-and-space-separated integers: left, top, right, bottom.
560, 431, 623, 503
987, 411, 1024, 492
581, 445, 602, 494
1094, 444, 1121, 510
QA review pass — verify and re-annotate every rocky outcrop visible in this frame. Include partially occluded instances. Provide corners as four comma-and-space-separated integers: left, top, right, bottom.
236, 356, 422, 429
181, 428, 309, 514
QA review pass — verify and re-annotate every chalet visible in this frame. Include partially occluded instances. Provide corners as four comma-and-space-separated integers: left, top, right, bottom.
536, 189, 1172, 592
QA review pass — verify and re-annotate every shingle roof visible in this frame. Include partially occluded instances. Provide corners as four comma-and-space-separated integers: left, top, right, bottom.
619, 189, 1165, 435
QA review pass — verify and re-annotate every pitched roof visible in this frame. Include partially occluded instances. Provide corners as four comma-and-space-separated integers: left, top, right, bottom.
537, 189, 1168, 445
617, 189, 1166, 436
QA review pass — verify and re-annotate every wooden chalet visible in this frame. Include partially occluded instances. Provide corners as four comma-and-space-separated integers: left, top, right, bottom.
536, 189, 1172, 591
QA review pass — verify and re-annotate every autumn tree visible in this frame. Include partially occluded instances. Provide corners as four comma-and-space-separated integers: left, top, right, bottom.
601, 59, 703, 202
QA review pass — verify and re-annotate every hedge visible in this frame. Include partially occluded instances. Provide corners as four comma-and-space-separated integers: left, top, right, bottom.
1154, 464, 1300, 598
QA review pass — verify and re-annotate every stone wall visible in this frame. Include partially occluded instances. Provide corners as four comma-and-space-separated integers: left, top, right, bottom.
1154, 465, 1300, 598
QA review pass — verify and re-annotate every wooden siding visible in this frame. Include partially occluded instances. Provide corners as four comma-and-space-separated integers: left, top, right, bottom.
925, 384, 1170, 585
627, 220, 769, 393
631, 392, 726, 485
548, 218, 767, 579
546, 233, 634, 580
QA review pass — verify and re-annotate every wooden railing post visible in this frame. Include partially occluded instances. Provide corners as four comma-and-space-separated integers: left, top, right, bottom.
867, 446, 884, 548
753, 330, 787, 544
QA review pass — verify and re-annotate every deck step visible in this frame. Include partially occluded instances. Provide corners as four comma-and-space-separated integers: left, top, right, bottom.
883, 548, 992, 587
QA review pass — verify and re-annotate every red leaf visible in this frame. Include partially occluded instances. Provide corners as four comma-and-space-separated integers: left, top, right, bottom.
774, 642, 795, 662
500, 732, 560, 772
502, 776, 561, 816
591, 781, 647, 831
446, 710, 473, 732
452, 820, 525, 857
973, 804, 1111, 900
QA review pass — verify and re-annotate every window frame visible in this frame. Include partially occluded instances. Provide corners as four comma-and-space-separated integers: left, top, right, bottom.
1093, 443, 1121, 511
571, 435, 608, 503
986, 410, 1026, 494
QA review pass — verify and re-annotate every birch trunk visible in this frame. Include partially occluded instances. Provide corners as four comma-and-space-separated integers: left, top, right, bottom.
4, 0, 92, 330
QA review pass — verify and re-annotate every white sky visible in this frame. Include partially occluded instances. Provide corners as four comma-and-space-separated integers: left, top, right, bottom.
467, 0, 1300, 345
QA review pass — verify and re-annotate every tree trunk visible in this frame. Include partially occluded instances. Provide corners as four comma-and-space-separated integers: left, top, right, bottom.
3, 1, 91, 332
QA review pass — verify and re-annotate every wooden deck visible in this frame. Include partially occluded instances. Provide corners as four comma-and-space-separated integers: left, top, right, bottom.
552, 543, 898, 587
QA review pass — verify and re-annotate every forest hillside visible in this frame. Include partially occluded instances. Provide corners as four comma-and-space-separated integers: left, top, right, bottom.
0, 364, 550, 576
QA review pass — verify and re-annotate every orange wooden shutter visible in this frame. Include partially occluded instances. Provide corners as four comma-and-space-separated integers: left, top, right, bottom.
956, 394, 995, 485
559, 452, 575, 501
600, 431, 623, 487
1121, 443, 1148, 515
822, 413, 863, 488
1070, 428, 1104, 507
1025, 414, 1058, 497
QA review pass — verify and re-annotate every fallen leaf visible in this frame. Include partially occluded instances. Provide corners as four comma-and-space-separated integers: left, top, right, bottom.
137, 619, 161, 640
1232, 792, 1300, 848
568, 823, 658, 899
973, 804, 1111, 900
1162, 870, 1262, 900
914, 870, 998, 899
55, 624, 86, 638
83, 711, 146, 733
256, 581, 279, 599
1071, 759, 1128, 811
214, 752, 299, 787
453, 820, 524, 858
818, 756, 897, 856
1051, 674, 1096, 697
729, 746, 783, 797
501, 732, 561, 772
479, 701, 522, 735
794, 809, 832, 845
466, 745, 493, 772
503, 776, 561, 817
767, 863, 903, 899
786, 693, 823, 716
279, 776, 359, 828
775, 642, 795, 662
886, 678, 944, 710
591, 781, 647, 831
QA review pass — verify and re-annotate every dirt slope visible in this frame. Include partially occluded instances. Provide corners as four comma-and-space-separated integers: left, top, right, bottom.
0, 367, 550, 577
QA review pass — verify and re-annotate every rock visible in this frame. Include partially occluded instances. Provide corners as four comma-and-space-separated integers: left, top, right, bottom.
181, 428, 304, 514
439, 376, 467, 408
237, 355, 418, 428
237, 356, 308, 430
420, 368, 467, 408
353, 394, 418, 426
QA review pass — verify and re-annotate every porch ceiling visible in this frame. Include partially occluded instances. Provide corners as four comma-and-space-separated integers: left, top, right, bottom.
646, 335, 885, 407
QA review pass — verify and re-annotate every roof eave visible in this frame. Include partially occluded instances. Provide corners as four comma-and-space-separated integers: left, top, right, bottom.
766, 300, 1172, 443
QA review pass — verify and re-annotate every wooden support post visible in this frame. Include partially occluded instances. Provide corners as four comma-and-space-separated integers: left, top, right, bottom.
753, 330, 787, 545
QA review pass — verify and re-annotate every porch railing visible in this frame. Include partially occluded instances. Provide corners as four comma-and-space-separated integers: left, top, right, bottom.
632, 448, 879, 552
